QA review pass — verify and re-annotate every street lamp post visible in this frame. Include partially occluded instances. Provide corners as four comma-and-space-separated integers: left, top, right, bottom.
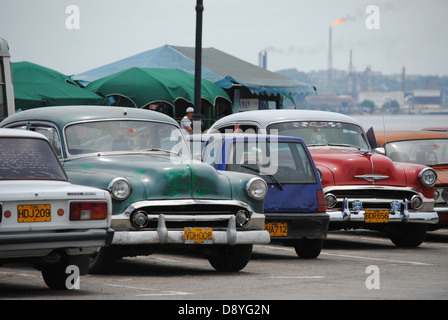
193, 0, 203, 133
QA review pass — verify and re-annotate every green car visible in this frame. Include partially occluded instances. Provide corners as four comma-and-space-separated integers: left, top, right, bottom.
1, 106, 270, 272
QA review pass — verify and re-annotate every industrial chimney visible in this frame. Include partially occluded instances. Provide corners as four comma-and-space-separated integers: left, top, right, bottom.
259, 51, 267, 69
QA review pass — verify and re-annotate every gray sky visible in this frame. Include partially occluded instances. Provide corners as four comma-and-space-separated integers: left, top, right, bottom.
0, 0, 447, 76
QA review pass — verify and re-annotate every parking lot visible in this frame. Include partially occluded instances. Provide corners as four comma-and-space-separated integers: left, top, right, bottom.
1, 229, 447, 301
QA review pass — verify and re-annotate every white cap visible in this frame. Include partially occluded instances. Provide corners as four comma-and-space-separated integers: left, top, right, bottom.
186, 107, 194, 113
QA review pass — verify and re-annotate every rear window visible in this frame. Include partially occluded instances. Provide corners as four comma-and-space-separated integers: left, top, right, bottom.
0, 137, 67, 180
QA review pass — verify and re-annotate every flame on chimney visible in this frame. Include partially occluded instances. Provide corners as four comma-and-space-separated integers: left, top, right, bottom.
331, 17, 346, 26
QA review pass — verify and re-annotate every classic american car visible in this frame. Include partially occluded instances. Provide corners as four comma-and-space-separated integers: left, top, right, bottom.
376, 130, 448, 229
208, 110, 439, 247
1, 106, 270, 272
0, 128, 113, 289
192, 133, 328, 258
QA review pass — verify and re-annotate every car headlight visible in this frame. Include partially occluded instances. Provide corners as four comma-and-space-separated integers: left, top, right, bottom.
108, 177, 131, 200
418, 168, 437, 187
246, 177, 267, 200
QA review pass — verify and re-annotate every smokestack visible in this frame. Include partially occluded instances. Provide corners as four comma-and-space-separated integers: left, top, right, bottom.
259, 51, 267, 69
328, 18, 346, 93
402, 66, 406, 92
328, 26, 333, 92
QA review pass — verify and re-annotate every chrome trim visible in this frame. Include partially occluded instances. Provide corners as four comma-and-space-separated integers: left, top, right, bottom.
355, 174, 389, 182
112, 214, 270, 246
327, 197, 439, 224
323, 185, 434, 205
324, 184, 429, 196
111, 199, 266, 231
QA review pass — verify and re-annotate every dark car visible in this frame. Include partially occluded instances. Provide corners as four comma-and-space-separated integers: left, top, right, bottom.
192, 133, 328, 258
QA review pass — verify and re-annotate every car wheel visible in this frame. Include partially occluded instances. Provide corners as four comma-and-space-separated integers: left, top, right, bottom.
208, 244, 253, 272
389, 223, 427, 247
89, 247, 118, 274
294, 239, 323, 258
41, 261, 70, 290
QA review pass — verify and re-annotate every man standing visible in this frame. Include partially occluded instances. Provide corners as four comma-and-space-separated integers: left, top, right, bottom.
181, 107, 194, 134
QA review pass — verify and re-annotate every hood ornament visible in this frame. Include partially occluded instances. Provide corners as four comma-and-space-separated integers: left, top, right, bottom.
355, 174, 389, 182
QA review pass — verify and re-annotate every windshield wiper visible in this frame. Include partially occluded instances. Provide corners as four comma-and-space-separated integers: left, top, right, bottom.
146, 148, 180, 156
326, 143, 361, 150
241, 165, 283, 191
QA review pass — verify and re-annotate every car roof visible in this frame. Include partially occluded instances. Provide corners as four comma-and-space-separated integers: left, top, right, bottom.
1, 105, 179, 127
376, 130, 448, 146
0, 127, 47, 139
210, 109, 363, 130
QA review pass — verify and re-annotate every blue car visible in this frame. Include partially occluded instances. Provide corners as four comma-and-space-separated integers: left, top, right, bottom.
193, 133, 329, 258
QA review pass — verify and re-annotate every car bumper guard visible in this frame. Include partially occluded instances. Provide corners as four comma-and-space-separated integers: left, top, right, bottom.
327, 198, 439, 224
112, 214, 271, 246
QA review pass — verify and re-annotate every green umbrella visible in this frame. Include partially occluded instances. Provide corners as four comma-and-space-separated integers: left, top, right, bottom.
12, 62, 106, 110
85, 67, 231, 108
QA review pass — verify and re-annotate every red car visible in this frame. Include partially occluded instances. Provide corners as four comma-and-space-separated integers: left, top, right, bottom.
376, 130, 448, 229
209, 110, 439, 247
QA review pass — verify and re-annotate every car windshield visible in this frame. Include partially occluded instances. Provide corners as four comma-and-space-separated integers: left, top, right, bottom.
0, 137, 67, 180
267, 121, 369, 150
227, 139, 317, 184
65, 120, 188, 156
385, 139, 448, 166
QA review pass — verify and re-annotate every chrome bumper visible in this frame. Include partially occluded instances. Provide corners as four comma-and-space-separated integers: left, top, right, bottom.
0, 228, 114, 259
328, 198, 439, 224
112, 214, 270, 246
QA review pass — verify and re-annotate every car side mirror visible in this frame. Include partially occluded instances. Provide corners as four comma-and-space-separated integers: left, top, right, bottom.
373, 147, 386, 155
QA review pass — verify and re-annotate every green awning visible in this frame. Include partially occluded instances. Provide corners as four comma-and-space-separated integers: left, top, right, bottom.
86, 67, 231, 108
12, 62, 106, 110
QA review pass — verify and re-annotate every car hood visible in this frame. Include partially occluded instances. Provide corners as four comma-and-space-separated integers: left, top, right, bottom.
62, 153, 232, 200
309, 147, 407, 187
433, 166, 448, 185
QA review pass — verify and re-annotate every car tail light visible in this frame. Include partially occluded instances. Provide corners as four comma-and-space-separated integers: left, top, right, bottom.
317, 190, 327, 212
70, 202, 108, 221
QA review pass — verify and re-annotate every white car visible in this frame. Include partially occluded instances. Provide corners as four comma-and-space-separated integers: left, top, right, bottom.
0, 128, 113, 289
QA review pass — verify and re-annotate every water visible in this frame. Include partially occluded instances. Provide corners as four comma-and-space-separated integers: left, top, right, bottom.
351, 114, 448, 132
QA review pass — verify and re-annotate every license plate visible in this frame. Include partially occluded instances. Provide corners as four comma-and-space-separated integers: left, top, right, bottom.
265, 222, 288, 237
17, 204, 51, 223
184, 227, 213, 244
364, 209, 389, 223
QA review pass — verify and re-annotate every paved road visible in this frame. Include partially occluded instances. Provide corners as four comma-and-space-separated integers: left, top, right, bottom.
1, 229, 448, 301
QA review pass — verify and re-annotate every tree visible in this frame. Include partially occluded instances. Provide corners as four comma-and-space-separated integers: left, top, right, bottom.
359, 100, 375, 113
382, 100, 399, 114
